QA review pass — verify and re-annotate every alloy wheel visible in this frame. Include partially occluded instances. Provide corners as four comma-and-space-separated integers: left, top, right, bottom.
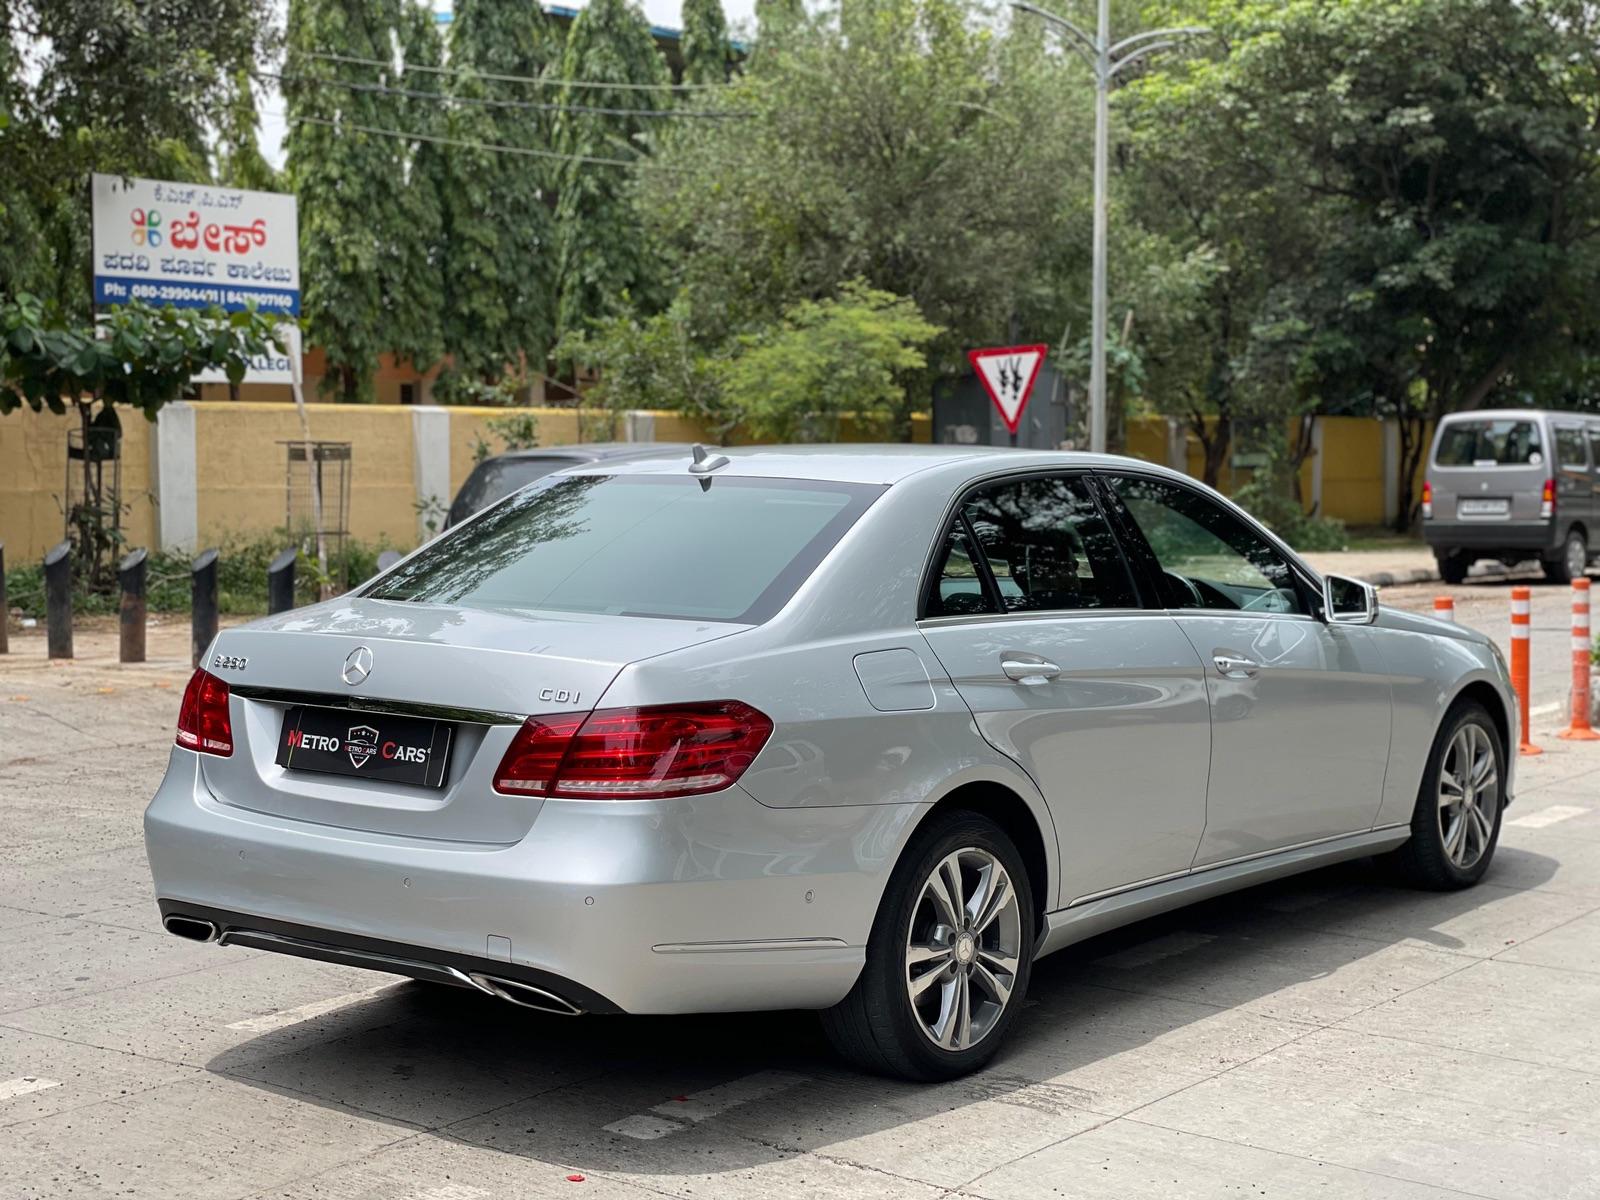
1438, 723, 1498, 870
904, 848, 1022, 1052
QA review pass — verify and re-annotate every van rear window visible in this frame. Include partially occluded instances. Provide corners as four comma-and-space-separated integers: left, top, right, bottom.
1435, 420, 1544, 467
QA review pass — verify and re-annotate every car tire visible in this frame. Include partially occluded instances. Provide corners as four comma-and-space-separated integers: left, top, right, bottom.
1389, 702, 1505, 890
1435, 551, 1470, 585
1543, 529, 1587, 584
821, 811, 1035, 1081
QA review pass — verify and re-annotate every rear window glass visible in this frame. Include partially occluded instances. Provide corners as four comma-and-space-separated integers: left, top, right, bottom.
1435, 420, 1544, 467
370, 474, 882, 623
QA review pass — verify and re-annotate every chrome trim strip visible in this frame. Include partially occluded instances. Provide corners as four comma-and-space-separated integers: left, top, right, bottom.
1037, 825, 1412, 960
1066, 823, 1410, 908
917, 608, 1164, 629
230, 686, 524, 726
218, 928, 483, 990
651, 937, 851, 954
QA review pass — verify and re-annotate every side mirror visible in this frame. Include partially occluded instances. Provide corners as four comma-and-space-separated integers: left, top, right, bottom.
1322, 573, 1377, 625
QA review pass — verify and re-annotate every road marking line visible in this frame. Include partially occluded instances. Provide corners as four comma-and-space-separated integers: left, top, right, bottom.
412, 1187, 489, 1200
226, 983, 393, 1032
605, 1070, 809, 1140
1506, 805, 1590, 830
0, 1076, 61, 1101
1095, 931, 1217, 970
1530, 702, 1562, 719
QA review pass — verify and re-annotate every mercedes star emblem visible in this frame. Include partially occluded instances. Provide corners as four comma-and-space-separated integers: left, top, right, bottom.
342, 646, 374, 686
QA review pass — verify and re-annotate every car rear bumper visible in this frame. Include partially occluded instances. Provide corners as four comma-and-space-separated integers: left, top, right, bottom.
1423, 520, 1559, 555
145, 750, 923, 1014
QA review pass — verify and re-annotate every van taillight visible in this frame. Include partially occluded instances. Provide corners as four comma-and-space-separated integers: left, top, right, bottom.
176, 668, 234, 756
1542, 478, 1556, 520
493, 701, 773, 800
1421, 480, 1433, 519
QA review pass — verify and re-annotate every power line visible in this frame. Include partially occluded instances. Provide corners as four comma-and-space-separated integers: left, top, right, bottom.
260, 69, 748, 119
300, 49, 720, 93
290, 113, 647, 167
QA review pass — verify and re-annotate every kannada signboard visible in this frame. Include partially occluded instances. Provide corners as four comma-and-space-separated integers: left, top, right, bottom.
91, 174, 300, 317
92, 174, 300, 383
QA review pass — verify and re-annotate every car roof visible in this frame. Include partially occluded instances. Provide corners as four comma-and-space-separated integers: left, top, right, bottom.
558, 443, 1186, 486
1439, 409, 1597, 425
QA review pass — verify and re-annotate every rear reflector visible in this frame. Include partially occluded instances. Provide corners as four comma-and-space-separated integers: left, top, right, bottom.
176, 668, 234, 756
493, 701, 773, 800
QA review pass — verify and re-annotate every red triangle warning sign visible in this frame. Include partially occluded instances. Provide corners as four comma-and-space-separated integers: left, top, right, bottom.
967, 344, 1047, 435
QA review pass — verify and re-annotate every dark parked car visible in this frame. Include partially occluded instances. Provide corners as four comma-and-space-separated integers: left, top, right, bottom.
445, 443, 697, 528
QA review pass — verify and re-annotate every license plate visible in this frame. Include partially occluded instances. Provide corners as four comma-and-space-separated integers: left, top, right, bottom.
1457, 498, 1510, 517
276, 706, 453, 788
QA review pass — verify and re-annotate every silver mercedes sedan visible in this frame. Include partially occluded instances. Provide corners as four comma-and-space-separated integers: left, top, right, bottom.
146, 446, 1516, 1080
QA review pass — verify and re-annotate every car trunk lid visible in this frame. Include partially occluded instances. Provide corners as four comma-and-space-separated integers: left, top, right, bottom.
196, 598, 746, 842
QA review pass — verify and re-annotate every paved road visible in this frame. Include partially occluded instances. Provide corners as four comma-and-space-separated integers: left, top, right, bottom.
3, 624, 1600, 1199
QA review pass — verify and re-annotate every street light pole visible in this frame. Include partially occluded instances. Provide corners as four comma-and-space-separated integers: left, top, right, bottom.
1011, 1, 1208, 454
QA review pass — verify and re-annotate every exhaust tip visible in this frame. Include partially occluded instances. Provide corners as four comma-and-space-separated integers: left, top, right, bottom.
467, 972, 583, 1016
163, 915, 220, 943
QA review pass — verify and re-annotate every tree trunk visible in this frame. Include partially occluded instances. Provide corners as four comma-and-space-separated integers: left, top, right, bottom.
1393, 412, 1426, 534
1289, 413, 1317, 510
1191, 412, 1232, 488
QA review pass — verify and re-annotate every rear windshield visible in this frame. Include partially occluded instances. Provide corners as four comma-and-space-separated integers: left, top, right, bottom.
371, 474, 883, 623
447, 457, 580, 525
1435, 420, 1544, 467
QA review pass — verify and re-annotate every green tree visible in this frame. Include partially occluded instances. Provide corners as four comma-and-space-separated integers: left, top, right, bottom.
724, 282, 942, 441
441, 0, 558, 390
1211, 0, 1600, 526
553, 0, 671, 343
216, 70, 282, 192
680, 0, 732, 85
284, 0, 403, 401
388, 2, 447, 377
637, 0, 1095, 433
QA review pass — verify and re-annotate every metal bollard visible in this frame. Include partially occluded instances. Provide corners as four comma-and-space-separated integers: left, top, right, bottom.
1510, 586, 1541, 756
191, 548, 219, 668
0, 542, 8, 656
1433, 596, 1455, 623
43, 541, 73, 660
267, 547, 297, 615
1558, 578, 1598, 741
119, 548, 148, 664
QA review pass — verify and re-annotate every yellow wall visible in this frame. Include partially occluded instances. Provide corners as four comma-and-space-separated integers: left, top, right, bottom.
1, 403, 1404, 562
0, 406, 156, 560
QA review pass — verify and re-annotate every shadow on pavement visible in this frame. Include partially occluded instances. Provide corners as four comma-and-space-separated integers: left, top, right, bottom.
205, 848, 1561, 1181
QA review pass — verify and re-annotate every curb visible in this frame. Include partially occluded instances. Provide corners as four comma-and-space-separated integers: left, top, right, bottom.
1348, 562, 1520, 589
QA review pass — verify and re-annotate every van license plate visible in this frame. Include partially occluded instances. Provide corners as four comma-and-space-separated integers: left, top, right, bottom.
1457, 498, 1509, 517
276, 706, 452, 788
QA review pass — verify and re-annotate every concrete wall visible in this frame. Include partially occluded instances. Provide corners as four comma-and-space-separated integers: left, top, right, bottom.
1, 404, 1402, 561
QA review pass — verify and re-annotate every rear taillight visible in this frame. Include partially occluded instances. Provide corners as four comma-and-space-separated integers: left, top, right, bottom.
176, 668, 234, 756
493, 701, 773, 800
1421, 480, 1433, 519
1542, 478, 1556, 520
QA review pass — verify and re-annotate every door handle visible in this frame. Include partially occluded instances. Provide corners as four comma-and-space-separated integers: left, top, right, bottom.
1001, 657, 1061, 685
1212, 654, 1260, 678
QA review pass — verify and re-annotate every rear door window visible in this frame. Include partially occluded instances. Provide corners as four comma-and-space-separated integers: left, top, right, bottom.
1555, 427, 1590, 470
373, 474, 882, 623
959, 475, 1138, 612
1435, 420, 1544, 467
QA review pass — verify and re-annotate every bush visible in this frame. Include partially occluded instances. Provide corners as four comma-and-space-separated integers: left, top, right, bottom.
3, 532, 395, 619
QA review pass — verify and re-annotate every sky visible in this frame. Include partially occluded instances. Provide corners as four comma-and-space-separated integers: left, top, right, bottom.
259, 0, 760, 166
